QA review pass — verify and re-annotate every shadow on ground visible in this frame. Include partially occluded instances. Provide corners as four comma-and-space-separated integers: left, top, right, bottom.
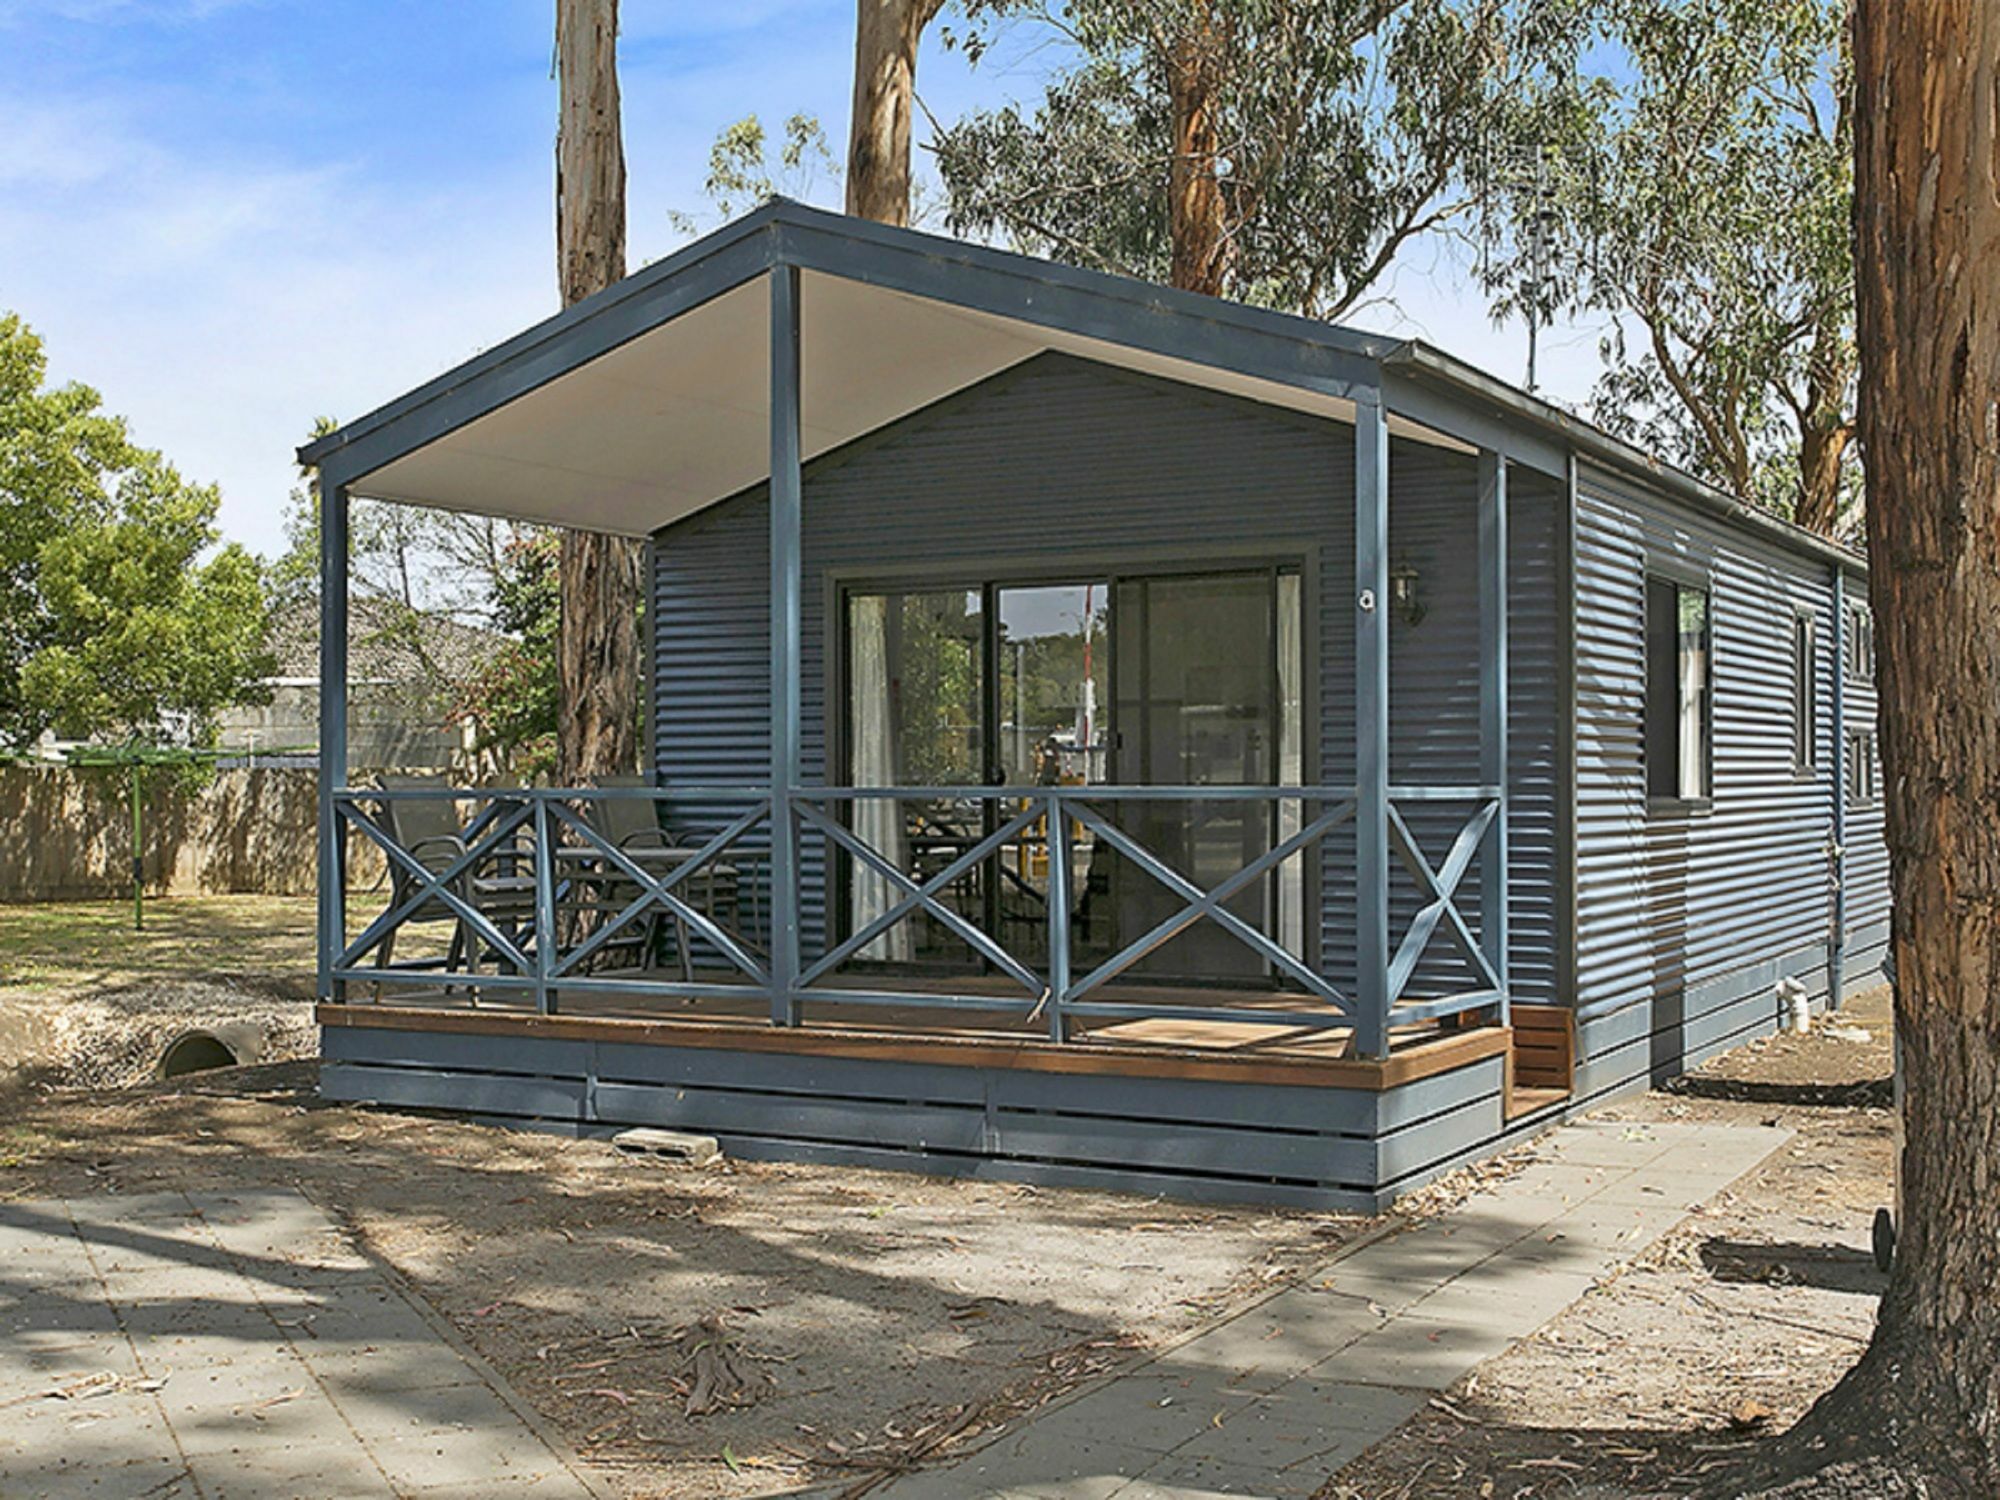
0, 1059, 1359, 1499
1664, 1073, 1891, 1109
1698, 1238, 1887, 1295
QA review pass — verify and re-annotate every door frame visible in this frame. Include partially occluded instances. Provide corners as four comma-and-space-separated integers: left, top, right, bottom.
825, 540, 1323, 981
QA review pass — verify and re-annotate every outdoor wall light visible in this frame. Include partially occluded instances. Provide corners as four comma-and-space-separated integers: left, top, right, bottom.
1389, 560, 1426, 626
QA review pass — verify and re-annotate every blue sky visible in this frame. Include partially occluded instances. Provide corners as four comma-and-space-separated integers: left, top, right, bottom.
1, 0, 1604, 557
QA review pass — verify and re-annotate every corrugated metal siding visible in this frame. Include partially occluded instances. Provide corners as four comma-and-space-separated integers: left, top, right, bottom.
1317, 453, 1561, 1005
1572, 461, 1846, 1087
1841, 598, 1890, 966
652, 353, 1560, 996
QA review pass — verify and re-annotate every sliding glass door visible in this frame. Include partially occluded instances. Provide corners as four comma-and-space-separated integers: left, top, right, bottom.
842, 565, 1303, 986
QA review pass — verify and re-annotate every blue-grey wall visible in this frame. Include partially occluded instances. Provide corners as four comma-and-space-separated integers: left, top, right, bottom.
651, 353, 1562, 1007
1569, 462, 1887, 1100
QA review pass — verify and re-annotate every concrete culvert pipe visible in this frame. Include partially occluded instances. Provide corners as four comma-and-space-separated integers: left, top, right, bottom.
157, 1023, 265, 1079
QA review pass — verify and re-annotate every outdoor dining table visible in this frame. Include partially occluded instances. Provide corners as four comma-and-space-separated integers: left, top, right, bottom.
551, 840, 754, 981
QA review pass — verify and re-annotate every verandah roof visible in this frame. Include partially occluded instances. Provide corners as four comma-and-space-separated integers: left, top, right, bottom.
298, 199, 1862, 577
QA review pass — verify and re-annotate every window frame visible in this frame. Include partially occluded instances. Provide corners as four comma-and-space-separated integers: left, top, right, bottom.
1846, 728, 1879, 805
1792, 608, 1819, 776
1846, 603, 1875, 686
1643, 567, 1715, 811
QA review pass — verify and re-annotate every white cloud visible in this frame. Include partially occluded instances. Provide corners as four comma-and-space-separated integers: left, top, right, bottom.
0, 87, 554, 556
0, 10, 1612, 569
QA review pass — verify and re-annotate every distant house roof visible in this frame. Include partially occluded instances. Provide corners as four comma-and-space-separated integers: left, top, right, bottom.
266, 595, 507, 688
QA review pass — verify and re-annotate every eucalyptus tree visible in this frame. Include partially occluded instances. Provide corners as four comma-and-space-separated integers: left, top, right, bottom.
849, 0, 951, 224
1487, 0, 1855, 535
554, 0, 642, 784
1719, 2, 2000, 1493
932, 0, 1561, 314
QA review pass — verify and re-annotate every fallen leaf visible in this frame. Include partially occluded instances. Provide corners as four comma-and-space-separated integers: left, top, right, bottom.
1730, 1398, 1776, 1430
49, 1373, 121, 1402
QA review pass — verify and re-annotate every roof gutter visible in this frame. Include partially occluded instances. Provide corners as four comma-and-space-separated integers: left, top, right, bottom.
1381, 340, 1866, 578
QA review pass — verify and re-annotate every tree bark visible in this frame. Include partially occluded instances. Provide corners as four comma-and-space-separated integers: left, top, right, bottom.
1792, 304, 1857, 537
1718, 2, 2000, 1492
1165, 1, 1231, 297
845, 0, 943, 226
555, 0, 641, 785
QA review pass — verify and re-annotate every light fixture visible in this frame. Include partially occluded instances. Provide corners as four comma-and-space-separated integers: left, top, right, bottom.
1389, 559, 1426, 626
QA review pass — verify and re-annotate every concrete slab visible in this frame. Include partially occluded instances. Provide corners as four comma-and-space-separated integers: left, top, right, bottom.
0, 1187, 604, 1499
879, 1119, 1790, 1500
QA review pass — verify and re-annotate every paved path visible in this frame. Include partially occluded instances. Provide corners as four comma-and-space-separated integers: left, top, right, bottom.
0, 1187, 602, 1499
880, 1118, 1791, 1500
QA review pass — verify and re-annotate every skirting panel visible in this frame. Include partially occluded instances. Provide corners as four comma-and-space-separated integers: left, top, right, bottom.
319, 1024, 1526, 1211
1570, 940, 1831, 1105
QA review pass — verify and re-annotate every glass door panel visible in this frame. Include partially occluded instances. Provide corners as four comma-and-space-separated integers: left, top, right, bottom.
842, 569, 1303, 988
1114, 572, 1281, 982
994, 583, 1111, 970
845, 588, 984, 969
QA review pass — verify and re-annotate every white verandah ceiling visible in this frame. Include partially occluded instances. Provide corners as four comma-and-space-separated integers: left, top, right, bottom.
347, 269, 1471, 538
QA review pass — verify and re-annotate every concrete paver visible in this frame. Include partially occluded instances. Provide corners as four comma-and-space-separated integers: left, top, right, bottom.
0, 1187, 602, 1498
878, 1119, 1790, 1500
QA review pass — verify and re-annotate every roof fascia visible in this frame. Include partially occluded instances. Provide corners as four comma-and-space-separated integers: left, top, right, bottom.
1384, 340, 1866, 578
772, 204, 1383, 404
1377, 370, 1569, 480
297, 203, 786, 480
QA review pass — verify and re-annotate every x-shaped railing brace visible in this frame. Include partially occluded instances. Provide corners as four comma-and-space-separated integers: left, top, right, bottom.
1065, 800, 1357, 1010
1385, 799, 1503, 1003
338, 798, 535, 973
795, 800, 1045, 996
545, 800, 771, 984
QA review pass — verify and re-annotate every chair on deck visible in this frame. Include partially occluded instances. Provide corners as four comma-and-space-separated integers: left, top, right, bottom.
373, 774, 538, 996
577, 775, 741, 981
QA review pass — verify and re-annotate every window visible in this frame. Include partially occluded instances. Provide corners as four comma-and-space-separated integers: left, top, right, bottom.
1645, 576, 1712, 801
1793, 613, 1817, 772
1847, 729, 1878, 803
1847, 604, 1875, 684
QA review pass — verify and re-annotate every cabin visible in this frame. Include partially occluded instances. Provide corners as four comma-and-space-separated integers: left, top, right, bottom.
303, 202, 1887, 1210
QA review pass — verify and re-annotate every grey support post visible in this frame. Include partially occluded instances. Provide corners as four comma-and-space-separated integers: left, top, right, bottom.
1354, 390, 1391, 1058
768, 263, 804, 1026
316, 469, 350, 1003
1477, 450, 1511, 1023
1829, 567, 1847, 1010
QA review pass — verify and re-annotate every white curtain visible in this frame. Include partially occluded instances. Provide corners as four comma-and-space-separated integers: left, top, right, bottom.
1677, 594, 1708, 799
850, 595, 911, 961
1276, 573, 1305, 959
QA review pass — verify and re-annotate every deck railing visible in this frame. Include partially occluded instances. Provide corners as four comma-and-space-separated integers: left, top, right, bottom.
325, 782, 1506, 1057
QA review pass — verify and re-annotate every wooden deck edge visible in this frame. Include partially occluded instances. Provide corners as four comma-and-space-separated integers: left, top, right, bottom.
315, 1003, 1512, 1091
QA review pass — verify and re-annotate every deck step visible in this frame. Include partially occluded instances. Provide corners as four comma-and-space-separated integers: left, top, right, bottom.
1504, 1084, 1570, 1121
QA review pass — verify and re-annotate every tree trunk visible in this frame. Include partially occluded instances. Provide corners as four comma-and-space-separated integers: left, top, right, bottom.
845, 0, 942, 226
1793, 315, 1855, 537
555, 0, 640, 785
1718, 3, 2000, 1493
1792, 409, 1850, 537
1165, 2, 1230, 296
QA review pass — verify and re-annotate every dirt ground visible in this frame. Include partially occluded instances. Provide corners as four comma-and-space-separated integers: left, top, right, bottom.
1, 897, 1900, 1498
0, 896, 322, 1090
0, 1066, 1357, 1496
1326, 986, 1895, 1500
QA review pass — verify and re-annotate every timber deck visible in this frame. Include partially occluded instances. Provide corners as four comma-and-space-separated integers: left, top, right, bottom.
319, 988, 1517, 1091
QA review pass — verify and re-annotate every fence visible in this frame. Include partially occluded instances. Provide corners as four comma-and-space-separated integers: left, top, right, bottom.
0, 767, 382, 902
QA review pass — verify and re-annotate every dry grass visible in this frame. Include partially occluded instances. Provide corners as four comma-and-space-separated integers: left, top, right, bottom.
0, 894, 320, 999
